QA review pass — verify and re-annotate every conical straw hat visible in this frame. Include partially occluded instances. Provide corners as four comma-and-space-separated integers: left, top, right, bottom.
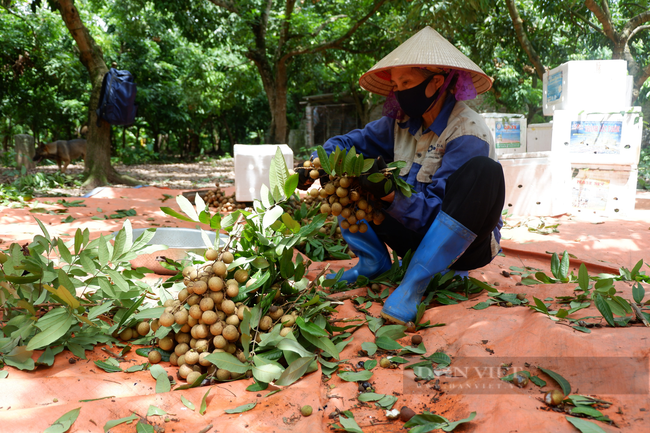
359, 27, 492, 97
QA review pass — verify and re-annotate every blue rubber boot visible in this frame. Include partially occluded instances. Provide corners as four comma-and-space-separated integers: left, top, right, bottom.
327, 218, 392, 284
380, 211, 476, 324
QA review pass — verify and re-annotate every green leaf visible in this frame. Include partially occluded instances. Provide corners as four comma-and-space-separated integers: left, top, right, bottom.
442, 411, 477, 432
277, 339, 312, 357
176, 194, 199, 221
364, 359, 377, 370
160, 207, 197, 223
316, 146, 331, 174
103, 413, 138, 432
181, 395, 195, 411
571, 405, 603, 418
472, 301, 491, 310
565, 416, 608, 433
338, 370, 373, 382
136, 423, 154, 433
357, 392, 384, 402
532, 297, 549, 315
559, 251, 570, 280
0, 371, 8, 379
366, 315, 384, 334
204, 352, 250, 374
632, 283, 645, 304
375, 336, 403, 351
94, 358, 122, 373
361, 341, 377, 356
296, 317, 328, 337
375, 324, 407, 340
367, 172, 385, 183
270, 146, 290, 199
530, 376, 547, 387
27, 308, 74, 350
362, 159, 375, 172
593, 293, 616, 327
578, 264, 590, 291
146, 405, 167, 416
225, 402, 257, 414
275, 356, 314, 386
199, 388, 211, 415
537, 367, 571, 396
43, 407, 81, 433
252, 364, 283, 383
427, 352, 451, 367
338, 414, 363, 433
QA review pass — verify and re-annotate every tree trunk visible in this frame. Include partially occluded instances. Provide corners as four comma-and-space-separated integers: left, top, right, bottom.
57, 0, 137, 187
505, 0, 546, 80
222, 117, 234, 155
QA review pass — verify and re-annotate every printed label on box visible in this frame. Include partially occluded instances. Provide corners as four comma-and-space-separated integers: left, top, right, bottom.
569, 121, 622, 154
547, 71, 562, 102
572, 177, 609, 210
494, 121, 522, 149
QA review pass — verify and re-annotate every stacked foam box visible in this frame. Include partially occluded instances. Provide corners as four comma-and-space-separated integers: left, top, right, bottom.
234, 144, 294, 202
480, 113, 527, 156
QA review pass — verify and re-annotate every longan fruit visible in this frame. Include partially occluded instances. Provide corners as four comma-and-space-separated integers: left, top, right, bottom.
202, 310, 218, 325
186, 371, 202, 384
192, 280, 208, 295
320, 203, 331, 214
319, 188, 329, 198
213, 335, 227, 349
348, 224, 359, 234
220, 300, 235, 317
184, 350, 200, 365
336, 187, 348, 198
174, 309, 189, 325
177, 288, 189, 303
137, 321, 151, 336
177, 354, 186, 366
236, 350, 246, 363
220, 251, 234, 264
169, 352, 179, 366
259, 316, 273, 331
222, 325, 239, 342
309, 188, 319, 198
119, 328, 133, 341
186, 294, 201, 306
182, 266, 195, 278
269, 306, 284, 320
341, 207, 352, 219
280, 327, 292, 337
159, 311, 175, 327
355, 209, 366, 220
175, 343, 190, 356
331, 202, 343, 216
312, 157, 321, 168
280, 315, 295, 327
237, 305, 250, 321
359, 222, 368, 233
178, 364, 193, 379
324, 183, 336, 196
199, 352, 212, 367
187, 316, 198, 327
189, 304, 203, 320
210, 321, 224, 336
234, 269, 249, 284
212, 261, 227, 277
309, 169, 320, 179
208, 276, 224, 292
205, 249, 219, 261
158, 336, 174, 351
347, 215, 357, 225
216, 369, 231, 381
150, 319, 160, 333
339, 176, 351, 188
191, 324, 209, 339
225, 343, 237, 354
175, 332, 191, 344
199, 297, 215, 312
349, 190, 360, 201
226, 285, 239, 298
225, 314, 240, 327
340, 220, 351, 230
207, 291, 224, 304
303, 160, 312, 168
195, 339, 210, 353
339, 195, 350, 206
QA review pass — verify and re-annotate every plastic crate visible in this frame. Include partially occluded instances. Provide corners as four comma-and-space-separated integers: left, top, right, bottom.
480, 113, 527, 155
542, 60, 631, 116
526, 123, 553, 153
551, 108, 643, 165
500, 151, 571, 216
570, 163, 638, 216
234, 144, 294, 202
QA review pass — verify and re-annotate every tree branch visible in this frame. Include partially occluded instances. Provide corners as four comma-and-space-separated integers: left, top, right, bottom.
279, 0, 388, 62
505, 0, 546, 80
569, 9, 606, 35
205, 0, 239, 14
311, 14, 348, 38
276, 0, 296, 62
621, 10, 650, 39
628, 23, 650, 40
584, 0, 618, 42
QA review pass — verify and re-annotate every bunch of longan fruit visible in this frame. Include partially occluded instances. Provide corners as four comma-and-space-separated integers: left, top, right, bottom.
203, 185, 246, 213
152, 248, 299, 385
302, 158, 386, 234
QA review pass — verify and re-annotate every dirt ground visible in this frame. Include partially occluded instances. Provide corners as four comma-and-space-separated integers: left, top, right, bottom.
9, 159, 237, 197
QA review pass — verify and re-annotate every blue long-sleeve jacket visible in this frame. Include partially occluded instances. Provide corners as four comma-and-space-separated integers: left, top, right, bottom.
320, 93, 502, 246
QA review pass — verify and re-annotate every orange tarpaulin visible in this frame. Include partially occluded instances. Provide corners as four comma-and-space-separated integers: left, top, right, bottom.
1, 187, 649, 433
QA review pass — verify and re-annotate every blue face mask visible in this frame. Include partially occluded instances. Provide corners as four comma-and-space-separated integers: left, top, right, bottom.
394, 75, 439, 119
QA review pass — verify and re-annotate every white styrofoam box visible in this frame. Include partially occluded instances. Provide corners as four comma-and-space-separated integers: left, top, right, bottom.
551, 107, 643, 165
542, 60, 629, 116
500, 151, 571, 216
234, 144, 293, 202
526, 123, 553, 153
570, 163, 638, 216
480, 113, 527, 155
